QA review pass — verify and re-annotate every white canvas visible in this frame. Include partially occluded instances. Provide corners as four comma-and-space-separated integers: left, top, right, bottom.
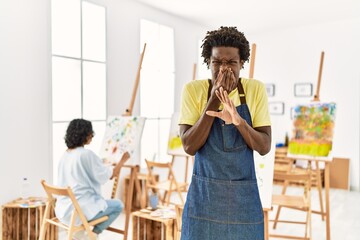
99, 116, 145, 164
254, 142, 275, 209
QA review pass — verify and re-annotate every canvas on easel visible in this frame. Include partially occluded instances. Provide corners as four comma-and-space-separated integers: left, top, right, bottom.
99, 116, 145, 165
167, 112, 188, 156
167, 112, 193, 184
289, 102, 336, 157
254, 140, 275, 210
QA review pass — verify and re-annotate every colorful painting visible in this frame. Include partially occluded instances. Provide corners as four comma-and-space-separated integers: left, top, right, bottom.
167, 112, 188, 156
289, 102, 336, 157
99, 116, 145, 163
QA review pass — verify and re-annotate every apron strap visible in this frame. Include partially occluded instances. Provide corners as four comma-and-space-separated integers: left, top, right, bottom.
207, 78, 246, 104
238, 78, 246, 105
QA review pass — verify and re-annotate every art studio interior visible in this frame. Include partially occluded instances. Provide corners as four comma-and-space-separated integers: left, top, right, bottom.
1, 0, 359, 239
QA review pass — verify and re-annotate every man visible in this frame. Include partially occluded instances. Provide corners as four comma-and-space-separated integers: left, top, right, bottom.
179, 26, 271, 239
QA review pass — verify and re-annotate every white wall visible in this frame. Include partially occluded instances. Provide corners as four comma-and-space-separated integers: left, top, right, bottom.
0, 0, 52, 206
0, 0, 52, 233
245, 17, 360, 190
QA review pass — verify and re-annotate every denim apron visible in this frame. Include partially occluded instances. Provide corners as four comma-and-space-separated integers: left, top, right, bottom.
181, 79, 264, 240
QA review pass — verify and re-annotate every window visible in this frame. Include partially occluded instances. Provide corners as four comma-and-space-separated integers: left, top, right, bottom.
51, 0, 107, 183
140, 19, 175, 164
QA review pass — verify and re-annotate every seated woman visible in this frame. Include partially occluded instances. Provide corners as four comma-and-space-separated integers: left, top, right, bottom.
55, 118, 129, 239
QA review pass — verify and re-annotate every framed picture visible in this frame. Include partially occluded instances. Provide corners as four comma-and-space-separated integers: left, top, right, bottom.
294, 83, 313, 97
269, 102, 284, 115
265, 84, 275, 97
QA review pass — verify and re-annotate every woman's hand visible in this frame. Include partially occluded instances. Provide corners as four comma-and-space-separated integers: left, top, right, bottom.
111, 151, 130, 179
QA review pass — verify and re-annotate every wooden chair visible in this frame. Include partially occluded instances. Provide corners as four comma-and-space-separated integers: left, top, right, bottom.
174, 204, 184, 240
273, 147, 294, 177
269, 170, 312, 240
39, 180, 110, 240
145, 159, 188, 206
273, 147, 325, 225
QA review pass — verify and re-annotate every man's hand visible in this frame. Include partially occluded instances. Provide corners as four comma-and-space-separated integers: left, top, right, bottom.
206, 87, 243, 125
215, 68, 237, 92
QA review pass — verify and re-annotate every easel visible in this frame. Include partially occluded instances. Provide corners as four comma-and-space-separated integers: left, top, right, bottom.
107, 43, 147, 240
274, 51, 332, 240
107, 165, 139, 240
249, 43, 256, 79
192, 63, 197, 80
303, 51, 332, 240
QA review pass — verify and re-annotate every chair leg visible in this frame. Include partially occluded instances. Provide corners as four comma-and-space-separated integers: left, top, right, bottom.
123, 167, 136, 240
162, 190, 168, 204
38, 221, 49, 240
166, 190, 172, 206
39, 203, 51, 240
273, 180, 289, 229
87, 231, 97, 240
68, 210, 78, 240
177, 189, 184, 205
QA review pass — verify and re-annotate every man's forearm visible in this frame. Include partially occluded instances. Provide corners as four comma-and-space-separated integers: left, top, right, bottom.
180, 97, 220, 155
235, 119, 271, 155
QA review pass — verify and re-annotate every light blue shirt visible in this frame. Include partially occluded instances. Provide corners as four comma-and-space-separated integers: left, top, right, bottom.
55, 147, 112, 225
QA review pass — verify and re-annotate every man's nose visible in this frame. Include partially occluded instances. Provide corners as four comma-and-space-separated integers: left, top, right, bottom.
220, 64, 230, 70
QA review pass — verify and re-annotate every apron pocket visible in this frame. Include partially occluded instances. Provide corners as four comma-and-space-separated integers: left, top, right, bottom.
188, 175, 263, 224
221, 124, 246, 152
228, 180, 264, 223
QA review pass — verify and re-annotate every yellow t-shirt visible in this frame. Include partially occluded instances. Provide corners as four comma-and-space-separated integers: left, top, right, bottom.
179, 78, 271, 128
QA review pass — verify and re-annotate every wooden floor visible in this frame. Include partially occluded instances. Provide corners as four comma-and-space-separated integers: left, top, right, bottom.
58, 186, 360, 239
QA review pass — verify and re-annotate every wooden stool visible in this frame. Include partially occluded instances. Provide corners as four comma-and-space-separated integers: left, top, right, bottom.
132, 210, 175, 240
2, 197, 57, 240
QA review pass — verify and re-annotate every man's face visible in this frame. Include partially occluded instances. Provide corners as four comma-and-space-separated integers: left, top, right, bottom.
209, 46, 243, 82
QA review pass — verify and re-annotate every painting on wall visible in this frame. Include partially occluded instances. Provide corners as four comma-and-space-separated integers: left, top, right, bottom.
269, 102, 284, 115
265, 83, 275, 97
99, 116, 145, 164
294, 83, 313, 97
167, 112, 188, 156
288, 102, 336, 157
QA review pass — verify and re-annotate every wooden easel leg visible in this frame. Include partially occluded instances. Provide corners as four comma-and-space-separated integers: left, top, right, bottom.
263, 210, 269, 240
315, 161, 325, 221
111, 176, 119, 199
325, 162, 331, 240
134, 172, 146, 209
184, 156, 189, 183
123, 166, 137, 240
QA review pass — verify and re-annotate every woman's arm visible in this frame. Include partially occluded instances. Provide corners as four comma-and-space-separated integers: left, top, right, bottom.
111, 151, 130, 179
